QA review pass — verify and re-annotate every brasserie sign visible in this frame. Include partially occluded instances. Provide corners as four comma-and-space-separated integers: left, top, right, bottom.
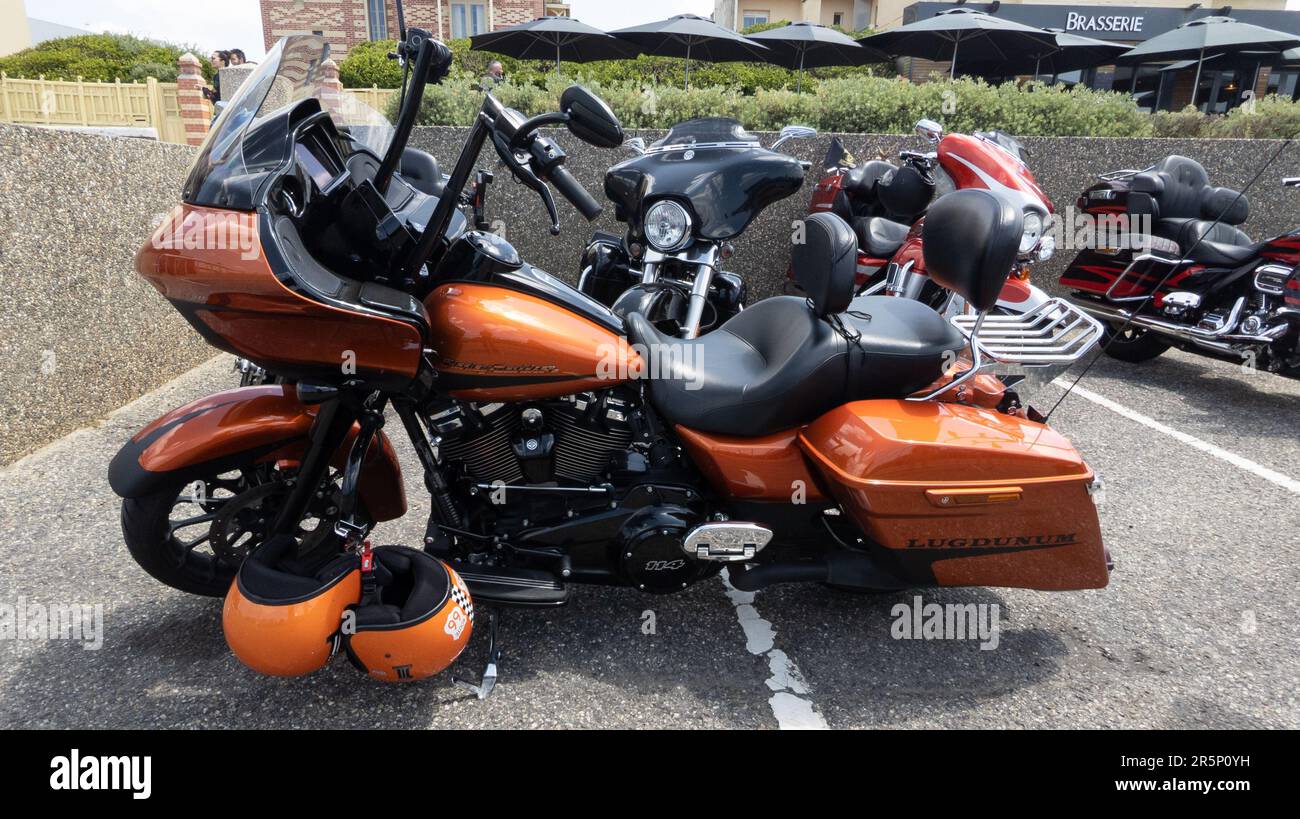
1065, 12, 1145, 34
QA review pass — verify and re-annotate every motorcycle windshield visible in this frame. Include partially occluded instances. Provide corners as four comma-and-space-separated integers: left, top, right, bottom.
183, 35, 395, 209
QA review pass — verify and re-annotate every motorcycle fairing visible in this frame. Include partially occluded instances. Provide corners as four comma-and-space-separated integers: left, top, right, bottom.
938, 133, 1052, 216
800, 400, 1108, 591
109, 384, 406, 522
604, 145, 806, 240
136, 204, 427, 387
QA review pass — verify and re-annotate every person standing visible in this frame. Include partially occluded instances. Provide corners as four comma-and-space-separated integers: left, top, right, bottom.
203, 50, 230, 104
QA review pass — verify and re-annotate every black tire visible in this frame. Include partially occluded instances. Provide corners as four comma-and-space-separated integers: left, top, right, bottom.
1101, 322, 1171, 363
122, 481, 236, 597
122, 462, 359, 598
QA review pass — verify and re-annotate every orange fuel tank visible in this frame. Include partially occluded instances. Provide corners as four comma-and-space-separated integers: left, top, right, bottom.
423, 283, 640, 401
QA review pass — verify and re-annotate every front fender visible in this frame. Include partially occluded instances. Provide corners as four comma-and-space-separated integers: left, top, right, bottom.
108, 384, 406, 522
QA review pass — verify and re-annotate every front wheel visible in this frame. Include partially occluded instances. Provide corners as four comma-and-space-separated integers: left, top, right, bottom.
121, 462, 359, 597
1101, 321, 1171, 363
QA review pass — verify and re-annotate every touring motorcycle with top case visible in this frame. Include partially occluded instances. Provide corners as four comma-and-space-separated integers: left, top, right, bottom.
1060, 155, 1300, 374
109, 28, 1110, 686
794, 119, 1057, 318
577, 118, 816, 338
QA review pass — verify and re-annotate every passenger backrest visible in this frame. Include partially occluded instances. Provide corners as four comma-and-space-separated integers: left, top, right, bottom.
1128, 155, 1248, 226
793, 212, 858, 317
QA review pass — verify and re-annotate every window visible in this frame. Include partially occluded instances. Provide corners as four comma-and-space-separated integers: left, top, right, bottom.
833, 12, 844, 27
451, 3, 488, 38
367, 0, 387, 40
742, 10, 769, 28
1267, 69, 1300, 100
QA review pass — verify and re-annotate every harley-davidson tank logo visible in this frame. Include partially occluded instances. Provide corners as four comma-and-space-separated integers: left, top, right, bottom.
906, 533, 1078, 549
438, 358, 560, 374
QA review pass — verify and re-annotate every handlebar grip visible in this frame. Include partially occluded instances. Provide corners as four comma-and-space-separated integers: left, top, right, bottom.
548, 165, 602, 221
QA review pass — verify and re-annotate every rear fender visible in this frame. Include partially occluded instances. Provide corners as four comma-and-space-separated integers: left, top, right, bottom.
108, 384, 406, 522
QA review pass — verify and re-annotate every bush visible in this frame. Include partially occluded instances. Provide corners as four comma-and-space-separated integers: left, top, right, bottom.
408, 72, 1157, 137
0, 33, 212, 82
338, 39, 401, 88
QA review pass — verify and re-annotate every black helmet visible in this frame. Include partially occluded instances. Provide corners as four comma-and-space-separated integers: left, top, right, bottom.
877, 164, 935, 221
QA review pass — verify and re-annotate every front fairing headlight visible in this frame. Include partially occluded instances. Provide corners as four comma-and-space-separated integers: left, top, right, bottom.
1019, 211, 1044, 255
644, 200, 692, 252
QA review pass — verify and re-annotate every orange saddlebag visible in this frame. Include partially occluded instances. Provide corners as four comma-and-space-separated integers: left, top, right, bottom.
799, 400, 1109, 591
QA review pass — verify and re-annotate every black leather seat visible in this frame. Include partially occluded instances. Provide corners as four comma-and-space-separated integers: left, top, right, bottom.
1130, 155, 1255, 268
852, 215, 911, 258
1154, 218, 1258, 266
624, 213, 963, 437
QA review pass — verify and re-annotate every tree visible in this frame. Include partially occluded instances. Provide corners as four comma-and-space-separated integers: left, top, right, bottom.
0, 33, 212, 82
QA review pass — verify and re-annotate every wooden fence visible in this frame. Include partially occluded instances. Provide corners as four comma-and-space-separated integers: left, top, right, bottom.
347, 85, 398, 113
0, 72, 396, 143
0, 73, 188, 143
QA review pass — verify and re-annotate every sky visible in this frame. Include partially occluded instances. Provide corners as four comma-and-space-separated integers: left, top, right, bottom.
28, 0, 716, 61
25, 0, 1300, 61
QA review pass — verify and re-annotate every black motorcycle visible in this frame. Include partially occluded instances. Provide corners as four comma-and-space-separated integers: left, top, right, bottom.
576, 118, 816, 338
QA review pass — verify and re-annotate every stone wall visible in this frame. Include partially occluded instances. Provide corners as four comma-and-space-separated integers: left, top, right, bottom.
0, 125, 211, 466
408, 127, 1300, 301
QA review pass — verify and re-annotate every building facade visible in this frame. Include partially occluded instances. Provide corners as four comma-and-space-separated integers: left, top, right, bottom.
890, 3, 1299, 113
714, 0, 872, 31
260, 0, 571, 56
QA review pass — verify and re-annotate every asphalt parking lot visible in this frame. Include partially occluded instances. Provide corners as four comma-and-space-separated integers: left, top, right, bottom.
0, 349, 1296, 729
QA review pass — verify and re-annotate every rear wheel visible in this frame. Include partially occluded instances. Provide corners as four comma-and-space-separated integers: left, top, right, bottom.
1101, 322, 1171, 363
121, 462, 358, 597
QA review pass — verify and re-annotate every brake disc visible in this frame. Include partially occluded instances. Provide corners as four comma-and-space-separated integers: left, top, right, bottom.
210, 477, 350, 566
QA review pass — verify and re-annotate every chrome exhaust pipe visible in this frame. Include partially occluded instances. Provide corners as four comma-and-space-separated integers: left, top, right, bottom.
1073, 297, 1288, 347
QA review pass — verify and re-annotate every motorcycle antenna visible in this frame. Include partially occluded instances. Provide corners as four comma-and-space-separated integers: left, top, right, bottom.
391, 0, 412, 130
1042, 131, 1297, 424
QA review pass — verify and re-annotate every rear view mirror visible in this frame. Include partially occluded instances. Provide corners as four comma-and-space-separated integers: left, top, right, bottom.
561, 85, 624, 149
915, 118, 943, 144
772, 124, 817, 149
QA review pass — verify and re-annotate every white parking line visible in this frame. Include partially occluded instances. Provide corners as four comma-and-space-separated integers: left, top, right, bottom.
720, 570, 827, 730
1051, 378, 1300, 496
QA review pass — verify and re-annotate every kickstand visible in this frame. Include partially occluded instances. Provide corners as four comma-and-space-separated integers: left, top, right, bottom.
454, 608, 500, 700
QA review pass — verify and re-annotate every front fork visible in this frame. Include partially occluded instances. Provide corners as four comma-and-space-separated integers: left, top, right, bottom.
641, 244, 723, 339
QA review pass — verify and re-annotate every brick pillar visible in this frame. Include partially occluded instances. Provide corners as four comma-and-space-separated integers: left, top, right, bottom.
175, 53, 211, 146
319, 58, 344, 117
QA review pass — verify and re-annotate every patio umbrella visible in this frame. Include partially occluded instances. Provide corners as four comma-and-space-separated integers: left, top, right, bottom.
746, 21, 886, 92
858, 8, 1056, 80
955, 30, 1128, 80
470, 17, 635, 71
1118, 16, 1300, 109
611, 14, 769, 88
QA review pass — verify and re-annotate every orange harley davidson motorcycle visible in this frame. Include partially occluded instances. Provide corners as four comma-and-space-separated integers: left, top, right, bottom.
110, 32, 1109, 672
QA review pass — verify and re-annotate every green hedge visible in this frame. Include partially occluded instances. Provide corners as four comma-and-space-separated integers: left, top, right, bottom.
400, 74, 1170, 137
0, 33, 213, 83
1152, 96, 1300, 139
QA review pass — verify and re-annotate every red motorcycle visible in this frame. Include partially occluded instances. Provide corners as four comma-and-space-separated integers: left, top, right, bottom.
1060, 156, 1300, 373
794, 120, 1056, 318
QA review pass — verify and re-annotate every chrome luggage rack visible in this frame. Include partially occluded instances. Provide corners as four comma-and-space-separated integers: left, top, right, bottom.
949, 298, 1104, 366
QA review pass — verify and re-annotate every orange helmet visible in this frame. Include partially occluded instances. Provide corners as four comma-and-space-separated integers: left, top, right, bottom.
343, 546, 474, 682
222, 535, 359, 677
